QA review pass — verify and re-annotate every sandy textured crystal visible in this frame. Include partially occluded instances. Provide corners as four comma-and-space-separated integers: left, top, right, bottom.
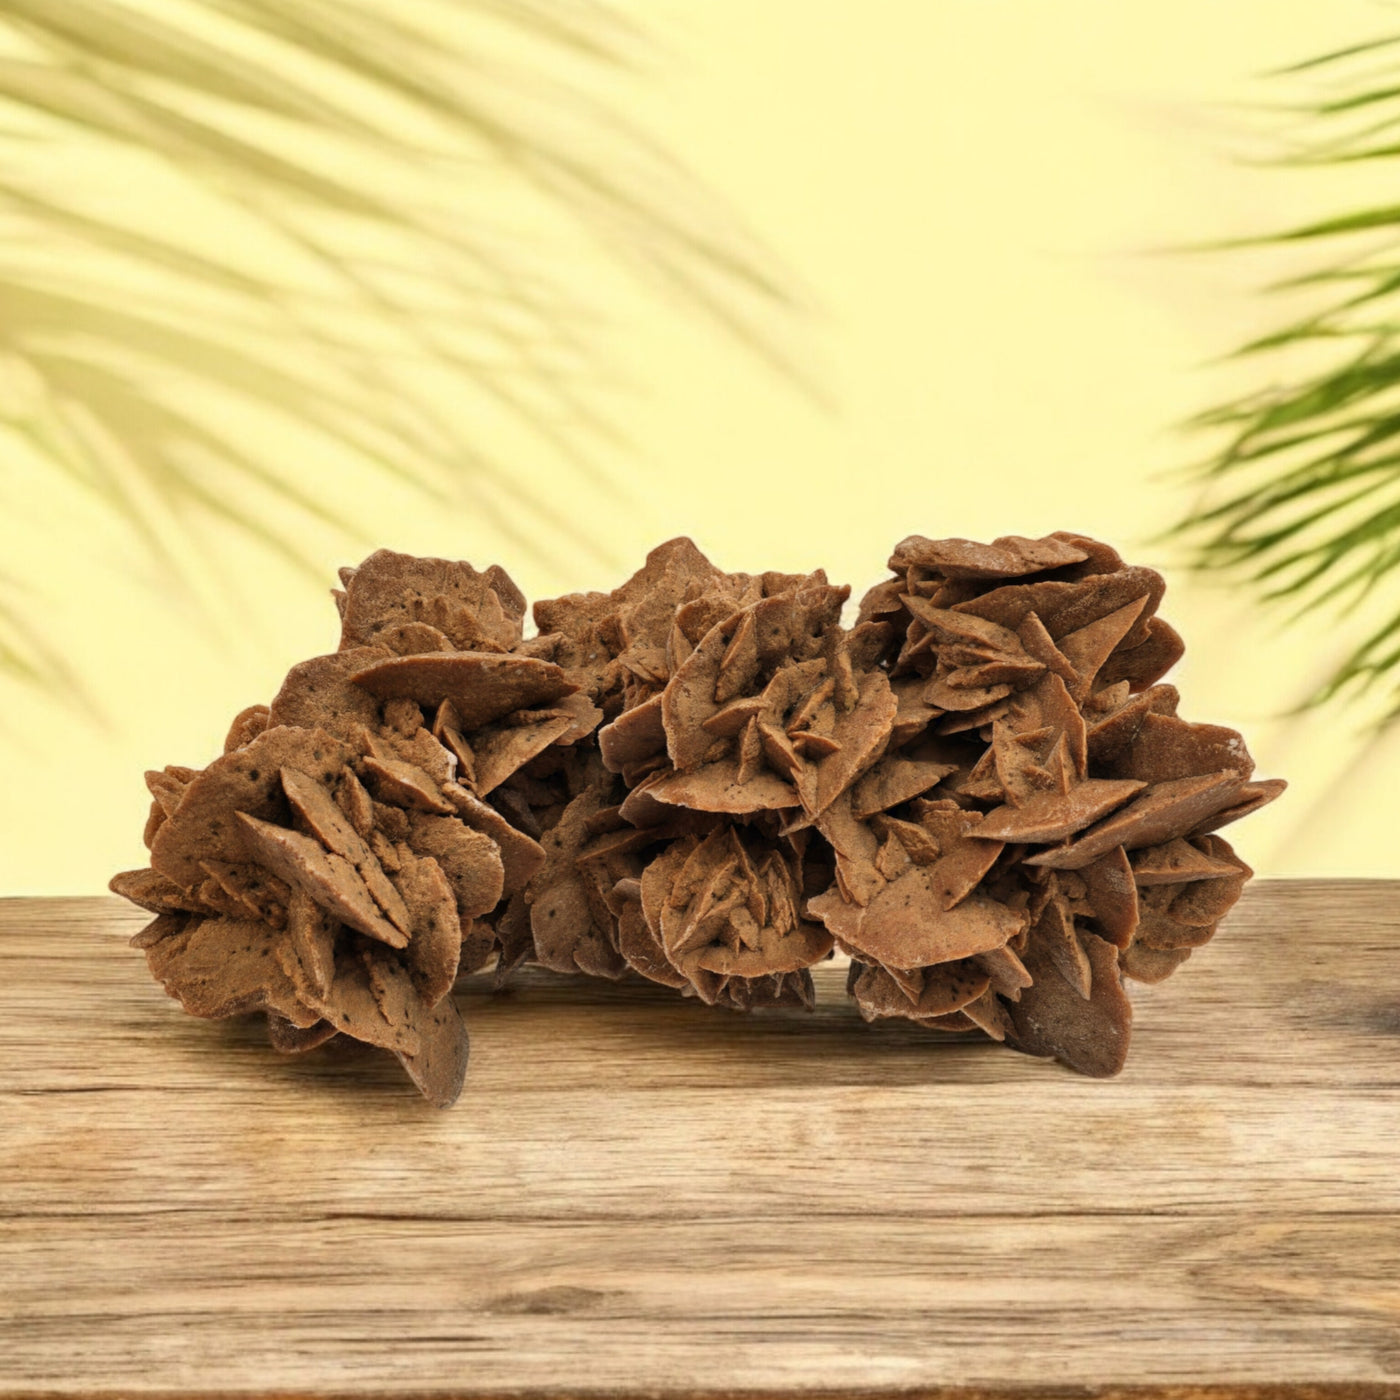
817, 531, 1277, 1072
111, 550, 577, 1106
112, 533, 1283, 1102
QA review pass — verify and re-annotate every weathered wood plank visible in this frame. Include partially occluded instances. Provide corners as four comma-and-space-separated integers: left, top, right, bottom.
1, 1214, 1398, 1392
1, 883, 1398, 1396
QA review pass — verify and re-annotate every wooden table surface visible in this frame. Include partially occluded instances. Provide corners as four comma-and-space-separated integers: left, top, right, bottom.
1, 883, 1398, 1400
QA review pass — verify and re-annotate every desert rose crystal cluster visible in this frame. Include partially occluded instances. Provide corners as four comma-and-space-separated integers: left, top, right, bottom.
111, 534, 1284, 1105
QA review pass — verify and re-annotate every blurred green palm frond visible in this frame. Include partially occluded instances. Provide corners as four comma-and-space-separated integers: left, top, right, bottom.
0, 0, 805, 700
1171, 32, 1400, 724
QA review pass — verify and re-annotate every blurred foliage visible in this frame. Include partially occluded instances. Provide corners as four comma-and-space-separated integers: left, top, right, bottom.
1173, 33, 1400, 723
0, 0, 803, 701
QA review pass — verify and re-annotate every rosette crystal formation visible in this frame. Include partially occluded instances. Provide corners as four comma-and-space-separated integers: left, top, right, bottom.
111, 550, 594, 1106
519, 537, 871, 1008
111, 532, 1283, 1104
525, 533, 1283, 1075
825, 531, 1285, 1073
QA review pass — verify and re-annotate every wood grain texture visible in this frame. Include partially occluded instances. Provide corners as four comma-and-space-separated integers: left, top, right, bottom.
1, 882, 1398, 1398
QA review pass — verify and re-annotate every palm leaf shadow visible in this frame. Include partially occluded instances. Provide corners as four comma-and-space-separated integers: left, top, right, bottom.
0, 0, 810, 705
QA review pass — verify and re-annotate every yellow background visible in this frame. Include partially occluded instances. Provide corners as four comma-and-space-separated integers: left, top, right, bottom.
5, 0, 1397, 893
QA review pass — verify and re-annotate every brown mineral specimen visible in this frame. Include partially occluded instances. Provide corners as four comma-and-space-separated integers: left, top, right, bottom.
112, 532, 1282, 1104
805, 530, 1284, 1075
111, 549, 563, 1107
516, 538, 899, 1003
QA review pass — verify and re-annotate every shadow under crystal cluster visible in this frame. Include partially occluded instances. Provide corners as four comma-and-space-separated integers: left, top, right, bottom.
111, 534, 1284, 1105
